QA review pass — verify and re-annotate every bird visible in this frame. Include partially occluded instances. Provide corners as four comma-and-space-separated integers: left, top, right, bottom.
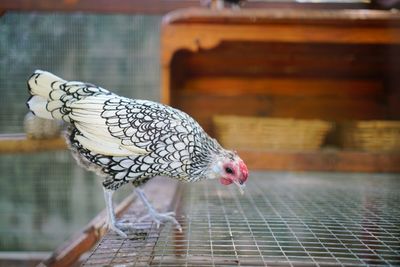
26, 70, 249, 238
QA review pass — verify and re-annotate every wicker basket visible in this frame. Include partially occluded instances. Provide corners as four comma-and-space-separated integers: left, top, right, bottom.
213, 116, 333, 151
337, 120, 400, 152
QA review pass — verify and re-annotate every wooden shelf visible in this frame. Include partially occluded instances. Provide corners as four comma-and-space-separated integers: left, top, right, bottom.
0, 134, 66, 154
1, 133, 397, 172
161, 8, 400, 173
240, 149, 400, 173
0, 1, 371, 14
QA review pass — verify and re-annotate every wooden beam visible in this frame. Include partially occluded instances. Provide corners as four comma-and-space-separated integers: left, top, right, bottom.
41, 178, 180, 267
240, 149, 400, 173
0, 1, 369, 14
0, 134, 67, 154
2, 134, 398, 173
163, 8, 400, 26
0, 252, 50, 267
41, 193, 136, 267
0, 0, 198, 14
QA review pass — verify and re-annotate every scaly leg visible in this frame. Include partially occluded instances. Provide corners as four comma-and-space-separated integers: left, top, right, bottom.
103, 188, 136, 238
136, 188, 182, 232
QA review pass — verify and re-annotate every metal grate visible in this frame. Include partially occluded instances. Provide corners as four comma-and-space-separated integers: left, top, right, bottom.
84, 172, 400, 266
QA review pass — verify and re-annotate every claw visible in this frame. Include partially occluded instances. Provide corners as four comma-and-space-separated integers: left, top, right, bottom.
116, 221, 137, 230
137, 214, 151, 222
139, 210, 181, 231
108, 223, 128, 238
135, 188, 182, 232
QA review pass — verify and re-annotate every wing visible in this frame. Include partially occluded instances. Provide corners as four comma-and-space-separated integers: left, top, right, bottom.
69, 95, 194, 157
69, 95, 149, 156
101, 97, 194, 151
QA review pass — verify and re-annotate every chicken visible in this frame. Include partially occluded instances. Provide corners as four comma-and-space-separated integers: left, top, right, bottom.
26, 70, 249, 237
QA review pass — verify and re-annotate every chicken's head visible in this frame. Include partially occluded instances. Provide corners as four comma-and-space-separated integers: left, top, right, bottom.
210, 151, 248, 194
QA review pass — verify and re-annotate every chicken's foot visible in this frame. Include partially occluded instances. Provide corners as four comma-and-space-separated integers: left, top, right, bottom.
103, 188, 135, 238
136, 188, 182, 232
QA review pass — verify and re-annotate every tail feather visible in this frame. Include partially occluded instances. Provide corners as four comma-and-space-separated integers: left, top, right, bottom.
26, 95, 53, 120
27, 70, 69, 121
27, 70, 66, 97
25, 70, 145, 158
26, 70, 112, 122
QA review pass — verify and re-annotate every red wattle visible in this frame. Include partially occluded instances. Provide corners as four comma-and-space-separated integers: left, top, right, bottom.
220, 177, 233, 185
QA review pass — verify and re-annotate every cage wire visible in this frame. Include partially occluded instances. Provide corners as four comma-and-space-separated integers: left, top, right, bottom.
0, 12, 162, 250
0, 12, 161, 133
84, 172, 400, 266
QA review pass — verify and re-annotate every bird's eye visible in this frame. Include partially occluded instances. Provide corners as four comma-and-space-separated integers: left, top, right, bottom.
225, 167, 234, 174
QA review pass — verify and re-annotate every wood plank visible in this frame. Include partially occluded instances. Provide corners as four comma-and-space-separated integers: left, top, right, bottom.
164, 8, 400, 26
164, 24, 400, 47
0, 0, 198, 14
42, 177, 180, 267
80, 178, 179, 266
270, 96, 386, 120
0, 252, 50, 267
179, 42, 398, 78
239, 150, 400, 173
0, 1, 370, 13
183, 77, 384, 97
41, 194, 136, 267
0, 134, 67, 154
161, 9, 400, 66
172, 91, 387, 130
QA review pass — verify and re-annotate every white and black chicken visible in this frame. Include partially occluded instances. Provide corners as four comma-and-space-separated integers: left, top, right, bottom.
27, 70, 249, 237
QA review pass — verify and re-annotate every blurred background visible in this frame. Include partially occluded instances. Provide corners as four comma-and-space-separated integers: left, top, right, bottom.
0, 1, 399, 266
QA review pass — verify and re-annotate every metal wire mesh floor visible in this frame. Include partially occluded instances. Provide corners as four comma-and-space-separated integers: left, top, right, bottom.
84, 172, 400, 266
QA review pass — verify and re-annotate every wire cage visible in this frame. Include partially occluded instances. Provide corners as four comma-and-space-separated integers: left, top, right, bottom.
83, 172, 400, 266
0, 12, 161, 251
1, 3, 400, 267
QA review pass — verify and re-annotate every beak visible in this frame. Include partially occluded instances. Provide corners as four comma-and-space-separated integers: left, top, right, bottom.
233, 180, 246, 195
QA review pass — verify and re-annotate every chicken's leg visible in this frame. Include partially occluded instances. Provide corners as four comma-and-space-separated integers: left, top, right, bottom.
135, 188, 182, 232
103, 188, 136, 238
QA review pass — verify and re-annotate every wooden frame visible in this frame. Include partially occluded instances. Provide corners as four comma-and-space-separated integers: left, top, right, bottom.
161, 8, 400, 173
0, 1, 370, 14
42, 194, 135, 267
0, 134, 66, 154
161, 8, 400, 103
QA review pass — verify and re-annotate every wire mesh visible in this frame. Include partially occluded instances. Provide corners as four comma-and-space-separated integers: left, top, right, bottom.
84, 171, 400, 266
0, 12, 161, 251
0, 151, 104, 250
0, 12, 161, 134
